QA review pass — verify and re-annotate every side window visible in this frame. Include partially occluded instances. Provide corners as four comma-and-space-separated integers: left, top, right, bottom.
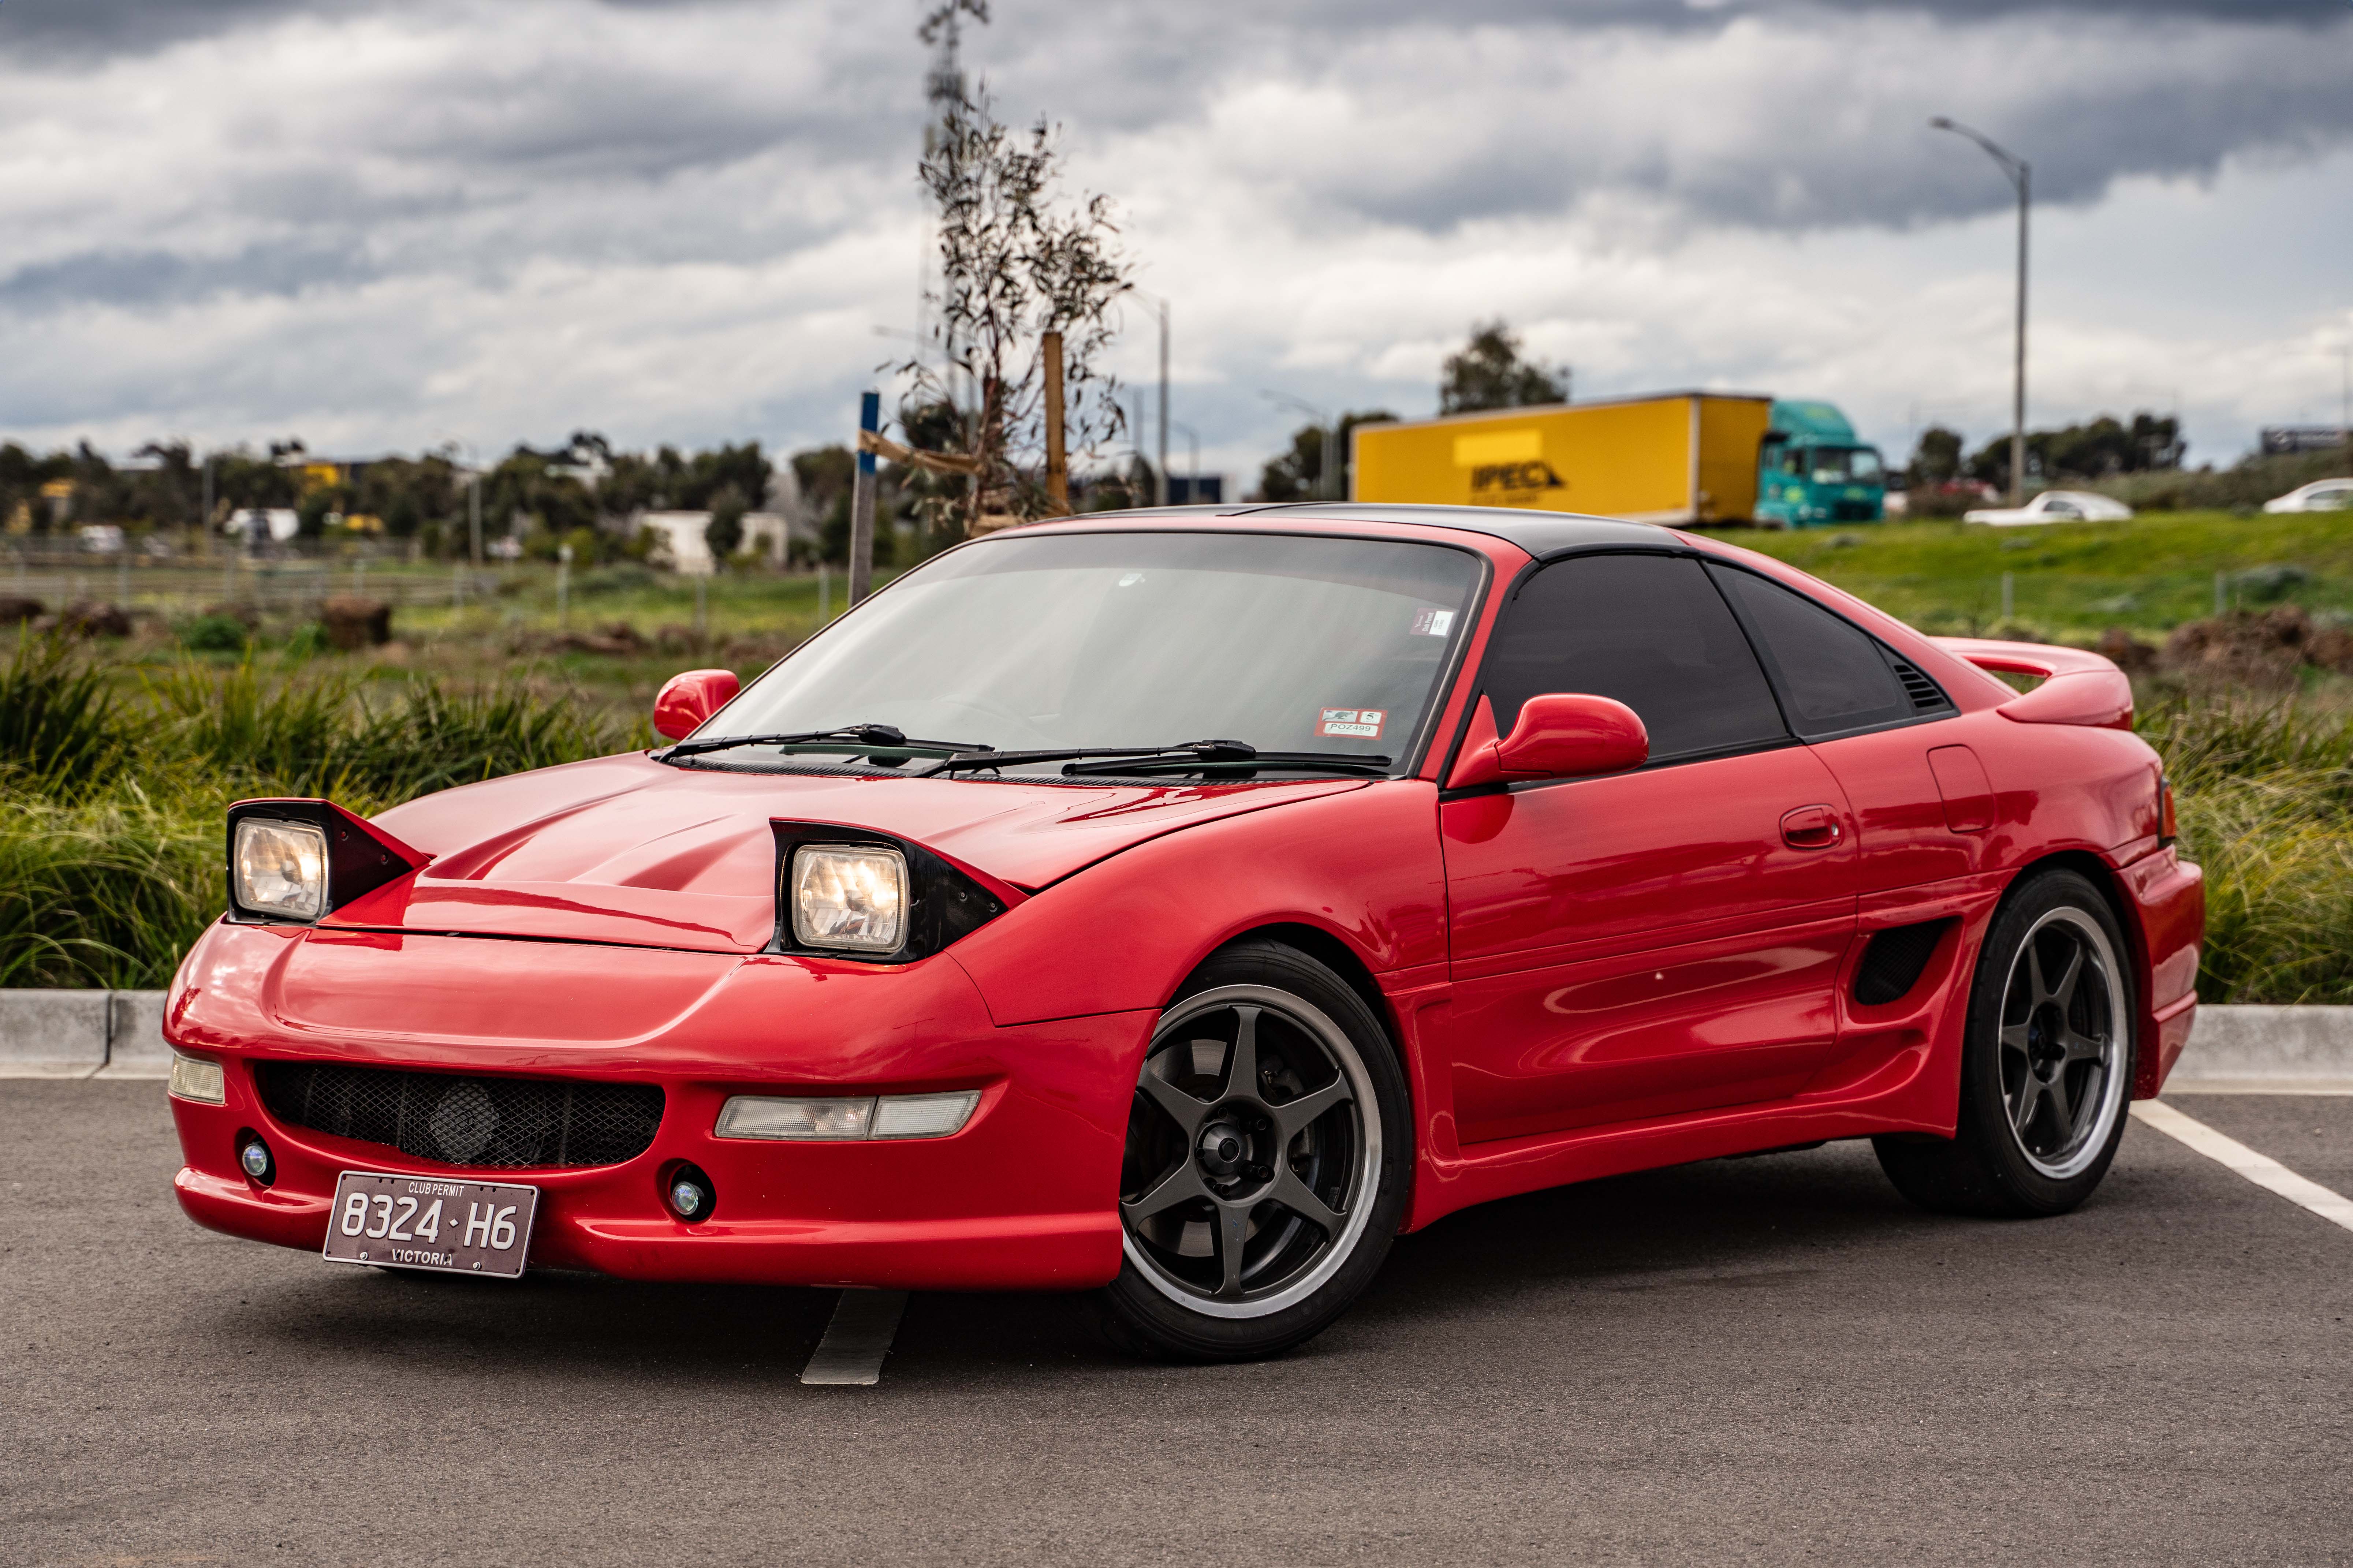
1483, 554, 1786, 763
1707, 565, 1915, 737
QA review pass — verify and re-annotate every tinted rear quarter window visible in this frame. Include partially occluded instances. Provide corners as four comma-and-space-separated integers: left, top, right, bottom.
1483, 553, 1786, 762
1708, 565, 1913, 736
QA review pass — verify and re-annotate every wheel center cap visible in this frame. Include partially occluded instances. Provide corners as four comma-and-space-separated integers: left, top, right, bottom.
2028, 1004, 2067, 1078
1197, 1119, 1249, 1178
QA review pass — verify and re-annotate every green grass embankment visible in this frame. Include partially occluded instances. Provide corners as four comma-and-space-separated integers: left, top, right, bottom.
1727, 509, 2353, 641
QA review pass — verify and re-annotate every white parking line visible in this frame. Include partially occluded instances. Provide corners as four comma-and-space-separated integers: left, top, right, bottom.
2133, 1100, 2353, 1235
799, 1289, 907, 1386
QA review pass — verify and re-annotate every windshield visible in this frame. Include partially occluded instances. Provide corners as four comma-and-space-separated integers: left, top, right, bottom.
705, 530, 1483, 775
1809, 447, 1884, 483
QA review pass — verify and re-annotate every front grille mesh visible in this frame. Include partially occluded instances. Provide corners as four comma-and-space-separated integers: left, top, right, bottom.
256, 1062, 663, 1169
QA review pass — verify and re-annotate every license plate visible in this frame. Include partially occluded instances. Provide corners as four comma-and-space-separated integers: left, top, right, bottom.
321, 1170, 538, 1279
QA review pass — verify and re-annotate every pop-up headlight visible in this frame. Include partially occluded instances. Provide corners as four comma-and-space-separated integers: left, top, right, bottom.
234, 820, 327, 920
767, 824, 1011, 964
790, 845, 909, 953
223, 799, 426, 925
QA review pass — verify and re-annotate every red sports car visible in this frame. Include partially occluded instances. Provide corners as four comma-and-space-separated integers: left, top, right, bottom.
166, 505, 2204, 1360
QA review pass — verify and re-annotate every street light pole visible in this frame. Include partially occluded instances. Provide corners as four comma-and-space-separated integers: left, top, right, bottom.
1261, 392, 1336, 501
1130, 289, 1174, 507
1157, 297, 1170, 509
1931, 116, 2031, 505
1174, 422, 1201, 504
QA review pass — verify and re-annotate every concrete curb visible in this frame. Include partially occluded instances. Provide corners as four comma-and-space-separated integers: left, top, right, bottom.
1, 995, 2351, 1085
101, 990, 174, 1079
0, 989, 113, 1077
2164, 1005, 2353, 1094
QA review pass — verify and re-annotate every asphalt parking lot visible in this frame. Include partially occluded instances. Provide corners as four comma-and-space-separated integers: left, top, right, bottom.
5, 1083, 2349, 1566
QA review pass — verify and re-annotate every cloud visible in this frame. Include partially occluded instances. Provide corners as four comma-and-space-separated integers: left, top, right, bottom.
0, 0, 2344, 471
0, 0, 315, 57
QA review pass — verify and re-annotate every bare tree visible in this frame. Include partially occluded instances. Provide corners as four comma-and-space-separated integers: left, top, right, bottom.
899, 62, 1130, 535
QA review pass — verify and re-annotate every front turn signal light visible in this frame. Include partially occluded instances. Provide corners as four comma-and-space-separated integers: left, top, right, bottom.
168, 1052, 225, 1105
714, 1091, 978, 1142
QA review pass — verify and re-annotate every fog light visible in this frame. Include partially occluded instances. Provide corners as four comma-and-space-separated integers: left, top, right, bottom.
168, 1052, 225, 1105
237, 1133, 275, 1185
667, 1164, 716, 1222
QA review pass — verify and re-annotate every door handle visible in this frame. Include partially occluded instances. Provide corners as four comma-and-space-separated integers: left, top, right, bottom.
1780, 804, 1842, 850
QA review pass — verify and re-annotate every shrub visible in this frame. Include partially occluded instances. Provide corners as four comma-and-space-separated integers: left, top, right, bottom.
0, 793, 219, 988
180, 613, 251, 653
1, 647, 646, 985
0, 632, 122, 795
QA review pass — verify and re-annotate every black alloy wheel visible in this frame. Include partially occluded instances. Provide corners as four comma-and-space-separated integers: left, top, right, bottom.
1096, 942, 1410, 1362
1998, 908, 2128, 1178
1875, 867, 2136, 1217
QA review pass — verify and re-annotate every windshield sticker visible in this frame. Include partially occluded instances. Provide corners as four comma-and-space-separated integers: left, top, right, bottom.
1410, 608, 1455, 637
1316, 708, 1387, 739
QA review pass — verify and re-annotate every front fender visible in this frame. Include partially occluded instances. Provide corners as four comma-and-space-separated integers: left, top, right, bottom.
946, 780, 1447, 1028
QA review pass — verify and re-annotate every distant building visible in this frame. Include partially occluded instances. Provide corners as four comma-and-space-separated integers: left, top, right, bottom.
1167, 475, 1225, 505
635, 510, 792, 575
227, 508, 301, 544
275, 453, 380, 492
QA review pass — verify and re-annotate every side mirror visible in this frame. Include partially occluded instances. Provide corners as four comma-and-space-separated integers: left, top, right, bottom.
652, 668, 740, 742
1494, 693, 1649, 781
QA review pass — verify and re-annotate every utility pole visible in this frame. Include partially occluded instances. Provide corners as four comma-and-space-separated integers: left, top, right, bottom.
1043, 330, 1069, 515
1174, 421, 1201, 505
468, 471, 483, 570
1931, 117, 2031, 505
1262, 391, 1336, 502
849, 390, 879, 604
2338, 344, 2350, 443
1157, 297, 1170, 509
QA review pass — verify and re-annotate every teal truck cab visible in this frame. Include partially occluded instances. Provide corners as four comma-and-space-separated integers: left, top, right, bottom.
1753, 400, 1887, 527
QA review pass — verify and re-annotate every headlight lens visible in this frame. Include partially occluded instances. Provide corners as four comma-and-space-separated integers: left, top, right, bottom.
234, 820, 327, 920
790, 845, 907, 952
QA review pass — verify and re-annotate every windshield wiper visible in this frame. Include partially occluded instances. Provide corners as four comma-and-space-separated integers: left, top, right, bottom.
1067, 750, 1392, 779
917, 738, 1390, 780
659, 724, 988, 763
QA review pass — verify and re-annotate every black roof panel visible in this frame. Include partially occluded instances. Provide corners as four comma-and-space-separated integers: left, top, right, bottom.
1015, 501, 1680, 558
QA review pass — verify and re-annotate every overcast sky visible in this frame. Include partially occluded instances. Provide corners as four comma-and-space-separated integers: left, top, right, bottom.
0, 0, 2347, 481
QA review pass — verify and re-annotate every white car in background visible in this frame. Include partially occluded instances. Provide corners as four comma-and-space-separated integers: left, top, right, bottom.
1963, 490, 2134, 526
2262, 478, 2353, 514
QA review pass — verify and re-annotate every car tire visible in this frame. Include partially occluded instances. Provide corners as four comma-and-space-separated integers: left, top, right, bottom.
1874, 867, 2137, 1218
1093, 940, 1412, 1362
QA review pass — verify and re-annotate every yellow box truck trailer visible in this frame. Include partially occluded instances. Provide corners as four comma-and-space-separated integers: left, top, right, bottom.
1350, 392, 1884, 526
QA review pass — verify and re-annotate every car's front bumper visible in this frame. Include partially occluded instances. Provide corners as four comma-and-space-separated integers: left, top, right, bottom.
165, 921, 1150, 1291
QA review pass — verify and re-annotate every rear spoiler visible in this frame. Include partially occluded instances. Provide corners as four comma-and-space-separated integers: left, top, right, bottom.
1929, 638, 2134, 731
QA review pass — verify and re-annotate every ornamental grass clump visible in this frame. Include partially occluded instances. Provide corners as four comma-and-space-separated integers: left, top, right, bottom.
2140, 688, 2353, 1003
1, 634, 638, 987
